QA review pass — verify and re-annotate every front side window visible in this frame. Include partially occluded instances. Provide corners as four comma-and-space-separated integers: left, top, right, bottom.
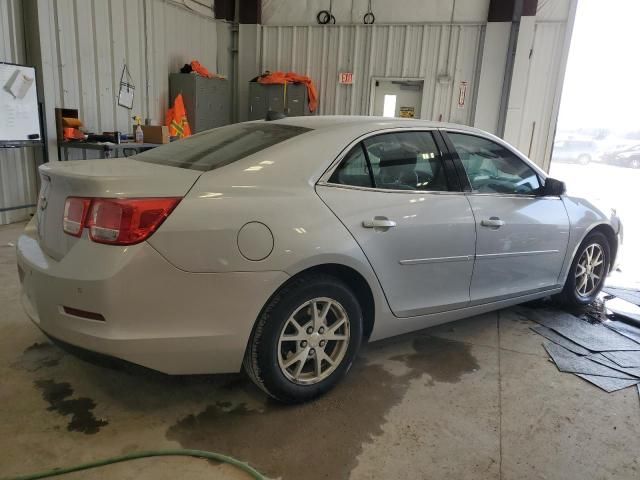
448, 132, 541, 195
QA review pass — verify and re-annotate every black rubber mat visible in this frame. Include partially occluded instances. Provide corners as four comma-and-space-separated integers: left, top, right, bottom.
604, 320, 640, 345
605, 297, 640, 325
530, 325, 591, 356
575, 374, 640, 393
604, 287, 640, 306
532, 310, 640, 351
585, 353, 640, 378
602, 350, 640, 368
543, 342, 637, 379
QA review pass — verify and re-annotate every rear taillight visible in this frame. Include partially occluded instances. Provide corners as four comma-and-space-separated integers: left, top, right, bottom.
62, 197, 181, 245
63, 197, 91, 237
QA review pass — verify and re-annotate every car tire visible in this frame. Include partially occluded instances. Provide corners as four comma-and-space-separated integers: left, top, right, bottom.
630, 158, 640, 169
577, 154, 591, 165
555, 231, 610, 308
243, 273, 363, 403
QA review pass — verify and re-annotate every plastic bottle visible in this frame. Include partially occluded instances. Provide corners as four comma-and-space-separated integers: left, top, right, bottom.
134, 116, 144, 144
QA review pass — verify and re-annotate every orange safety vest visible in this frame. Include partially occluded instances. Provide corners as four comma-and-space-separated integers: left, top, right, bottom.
166, 93, 192, 138
190, 60, 214, 78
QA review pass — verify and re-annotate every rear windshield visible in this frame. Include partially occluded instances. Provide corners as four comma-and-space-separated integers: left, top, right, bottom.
133, 123, 311, 171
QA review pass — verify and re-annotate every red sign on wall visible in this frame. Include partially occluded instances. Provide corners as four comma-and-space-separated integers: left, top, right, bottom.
339, 72, 354, 85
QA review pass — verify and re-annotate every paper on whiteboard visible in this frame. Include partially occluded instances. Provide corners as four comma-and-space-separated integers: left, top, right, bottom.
4, 69, 34, 99
0, 64, 40, 142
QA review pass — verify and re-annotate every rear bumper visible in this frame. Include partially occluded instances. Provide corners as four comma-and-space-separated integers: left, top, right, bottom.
16, 220, 288, 374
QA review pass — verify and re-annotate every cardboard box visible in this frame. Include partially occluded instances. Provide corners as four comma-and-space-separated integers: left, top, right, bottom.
134, 125, 169, 144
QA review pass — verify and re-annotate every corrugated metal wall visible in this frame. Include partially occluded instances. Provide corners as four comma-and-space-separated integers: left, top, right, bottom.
260, 24, 484, 125
37, 0, 230, 160
0, 0, 39, 225
508, 21, 567, 167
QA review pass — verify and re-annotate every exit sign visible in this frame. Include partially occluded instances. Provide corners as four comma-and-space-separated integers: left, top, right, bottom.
339, 72, 353, 85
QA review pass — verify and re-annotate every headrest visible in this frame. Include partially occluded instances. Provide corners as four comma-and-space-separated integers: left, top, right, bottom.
379, 146, 418, 169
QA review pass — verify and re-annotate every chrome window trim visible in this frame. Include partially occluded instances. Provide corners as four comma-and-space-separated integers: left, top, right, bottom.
316, 181, 467, 196
464, 192, 562, 200
318, 127, 451, 192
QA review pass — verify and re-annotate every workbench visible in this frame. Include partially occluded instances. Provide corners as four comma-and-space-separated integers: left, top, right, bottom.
58, 141, 160, 160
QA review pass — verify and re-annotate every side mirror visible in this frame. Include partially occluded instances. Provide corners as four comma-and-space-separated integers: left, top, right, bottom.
540, 177, 566, 196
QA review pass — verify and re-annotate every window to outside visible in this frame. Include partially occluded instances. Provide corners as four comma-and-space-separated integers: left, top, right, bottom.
133, 123, 311, 171
448, 133, 541, 194
549, 0, 640, 288
382, 94, 397, 117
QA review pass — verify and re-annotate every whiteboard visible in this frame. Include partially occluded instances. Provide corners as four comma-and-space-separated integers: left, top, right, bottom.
0, 63, 41, 144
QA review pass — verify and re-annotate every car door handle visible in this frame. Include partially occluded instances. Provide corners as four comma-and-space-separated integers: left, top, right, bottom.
481, 217, 505, 228
362, 217, 397, 229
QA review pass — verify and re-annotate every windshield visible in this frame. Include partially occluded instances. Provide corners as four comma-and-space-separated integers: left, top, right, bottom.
134, 123, 311, 171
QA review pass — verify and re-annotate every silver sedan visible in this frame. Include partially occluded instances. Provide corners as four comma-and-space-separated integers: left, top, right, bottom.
16, 117, 622, 402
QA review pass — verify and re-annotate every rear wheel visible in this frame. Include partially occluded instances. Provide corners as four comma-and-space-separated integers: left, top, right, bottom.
243, 274, 363, 403
629, 158, 640, 169
556, 231, 610, 307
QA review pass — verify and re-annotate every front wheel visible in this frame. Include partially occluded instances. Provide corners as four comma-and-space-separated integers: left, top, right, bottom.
243, 274, 363, 403
556, 231, 610, 307
629, 158, 640, 169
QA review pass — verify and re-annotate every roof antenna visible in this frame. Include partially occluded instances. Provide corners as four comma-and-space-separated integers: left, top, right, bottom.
265, 110, 287, 121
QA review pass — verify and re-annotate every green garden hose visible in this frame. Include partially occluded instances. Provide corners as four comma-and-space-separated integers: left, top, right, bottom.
2, 449, 267, 480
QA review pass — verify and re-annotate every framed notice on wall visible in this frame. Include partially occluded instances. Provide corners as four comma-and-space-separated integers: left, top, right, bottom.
0, 62, 42, 147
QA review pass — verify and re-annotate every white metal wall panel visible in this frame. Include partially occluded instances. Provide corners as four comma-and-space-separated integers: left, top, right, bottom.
146, 0, 221, 124
0, 0, 38, 225
38, 0, 226, 161
537, 0, 571, 21
506, 21, 567, 167
261, 0, 490, 25
259, 24, 483, 125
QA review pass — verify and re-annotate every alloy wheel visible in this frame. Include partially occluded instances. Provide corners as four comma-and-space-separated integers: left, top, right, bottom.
575, 243, 605, 297
277, 297, 350, 385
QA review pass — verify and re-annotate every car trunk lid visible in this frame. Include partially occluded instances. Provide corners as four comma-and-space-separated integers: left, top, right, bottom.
35, 158, 201, 260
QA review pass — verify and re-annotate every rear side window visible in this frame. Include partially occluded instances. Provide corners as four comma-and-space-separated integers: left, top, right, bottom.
448, 132, 541, 195
364, 131, 448, 191
329, 145, 373, 188
134, 123, 310, 171
329, 131, 450, 191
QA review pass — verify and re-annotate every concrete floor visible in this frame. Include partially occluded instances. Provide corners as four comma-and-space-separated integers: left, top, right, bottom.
1, 220, 639, 480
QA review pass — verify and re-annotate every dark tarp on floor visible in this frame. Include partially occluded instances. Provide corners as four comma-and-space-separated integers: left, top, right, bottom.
532, 310, 640, 351
604, 287, 640, 307
543, 342, 637, 379
530, 325, 591, 355
602, 350, 640, 368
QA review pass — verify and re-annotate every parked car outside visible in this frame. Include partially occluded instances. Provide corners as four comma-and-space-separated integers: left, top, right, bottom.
601, 144, 640, 169
552, 138, 599, 165
16, 117, 622, 402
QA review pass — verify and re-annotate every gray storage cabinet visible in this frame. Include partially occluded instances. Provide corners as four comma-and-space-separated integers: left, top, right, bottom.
169, 74, 230, 133
248, 82, 310, 120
